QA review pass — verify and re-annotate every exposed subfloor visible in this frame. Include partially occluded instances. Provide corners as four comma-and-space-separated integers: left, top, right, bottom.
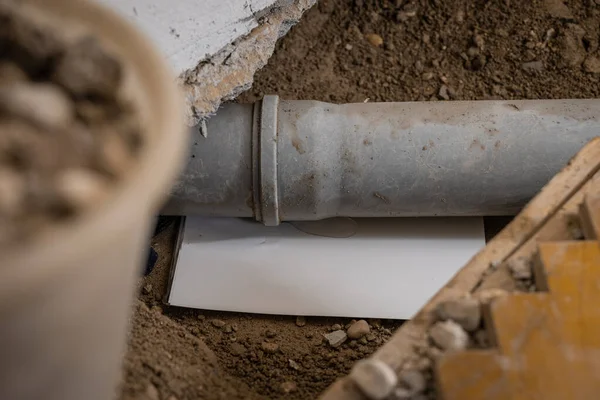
120, 0, 600, 399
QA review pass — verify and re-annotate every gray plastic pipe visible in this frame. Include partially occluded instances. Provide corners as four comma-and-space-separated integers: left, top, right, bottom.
162, 95, 599, 225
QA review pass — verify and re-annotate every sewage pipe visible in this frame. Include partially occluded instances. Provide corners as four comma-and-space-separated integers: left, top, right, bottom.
162, 95, 599, 226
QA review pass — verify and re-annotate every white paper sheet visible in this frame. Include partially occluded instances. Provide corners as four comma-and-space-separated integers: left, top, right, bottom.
167, 217, 485, 319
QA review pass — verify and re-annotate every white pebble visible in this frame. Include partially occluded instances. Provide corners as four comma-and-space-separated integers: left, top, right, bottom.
349, 359, 398, 400
429, 320, 469, 351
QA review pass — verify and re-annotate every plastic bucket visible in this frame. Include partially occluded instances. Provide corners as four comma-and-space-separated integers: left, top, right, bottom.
0, 1, 188, 399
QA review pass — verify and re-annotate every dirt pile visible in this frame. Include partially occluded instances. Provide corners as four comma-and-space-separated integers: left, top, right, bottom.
0, 0, 141, 245
240, 0, 600, 104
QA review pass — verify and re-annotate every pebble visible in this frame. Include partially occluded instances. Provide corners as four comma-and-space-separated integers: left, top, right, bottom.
281, 381, 297, 393
349, 359, 398, 400
265, 329, 277, 338
345, 43, 353, 51
396, 10, 417, 22
145, 383, 160, 400
438, 85, 450, 100
289, 359, 301, 370
324, 330, 347, 348
583, 56, 600, 74
421, 72, 435, 81
0, 83, 74, 131
197, 314, 206, 321
229, 342, 247, 356
0, 168, 25, 216
331, 324, 342, 331
398, 369, 427, 395
143, 283, 153, 295
261, 342, 279, 353
522, 60, 545, 72
296, 316, 306, 327
473, 34, 485, 50
348, 320, 371, 339
435, 297, 481, 332
366, 333, 377, 342
365, 33, 384, 47
211, 319, 226, 328
223, 325, 233, 334
508, 257, 533, 280
429, 320, 469, 351
55, 169, 109, 213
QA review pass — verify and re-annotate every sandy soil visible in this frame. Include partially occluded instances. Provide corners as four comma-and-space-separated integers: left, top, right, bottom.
119, 0, 600, 399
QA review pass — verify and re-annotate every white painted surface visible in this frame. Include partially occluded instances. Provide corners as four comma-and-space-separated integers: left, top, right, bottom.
168, 217, 485, 319
98, 0, 280, 73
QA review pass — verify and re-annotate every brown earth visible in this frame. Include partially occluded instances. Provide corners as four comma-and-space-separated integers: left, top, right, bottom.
120, 0, 600, 399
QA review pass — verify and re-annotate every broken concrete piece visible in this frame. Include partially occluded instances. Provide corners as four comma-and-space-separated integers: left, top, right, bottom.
349, 359, 398, 400
325, 330, 347, 348
429, 320, 469, 351
99, 0, 316, 126
435, 297, 481, 332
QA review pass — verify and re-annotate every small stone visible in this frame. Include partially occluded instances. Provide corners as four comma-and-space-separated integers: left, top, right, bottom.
473, 34, 485, 50
349, 359, 398, 400
197, 314, 206, 321
396, 10, 416, 22
345, 43, 353, 51
399, 369, 427, 395
366, 333, 377, 342
495, 28, 509, 38
211, 319, 226, 328
467, 47, 480, 58
347, 320, 371, 339
143, 283, 153, 295
289, 359, 301, 370
455, 10, 465, 23
365, 33, 384, 47
0, 83, 74, 131
508, 257, 533, 280
324, 330, 347, 348
331, 324, 342, 331
223, 325, 233, 334
145, 383, 160, 400
261, 342, 279, 353
438, 85, 450, 100
522, 60, 545, 72
55, 169, 109, 213
265, 329, 277, 338
296, 316, 306, 327
583, 56, 600, 74
421, 72, 434, 81
281, 381, 297, 393
229, 342, 246, 356
429, 320, 469, 351
435, 297, 481, 332
359, 337, 368, 345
